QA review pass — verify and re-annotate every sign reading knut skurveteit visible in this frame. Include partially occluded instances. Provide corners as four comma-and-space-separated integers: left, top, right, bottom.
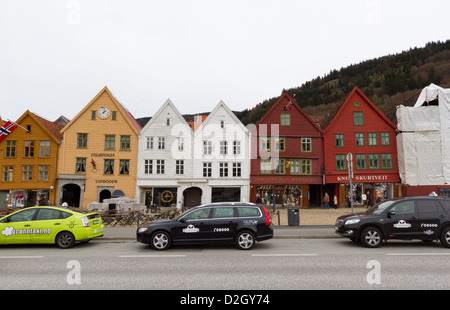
326, 174, 400, 183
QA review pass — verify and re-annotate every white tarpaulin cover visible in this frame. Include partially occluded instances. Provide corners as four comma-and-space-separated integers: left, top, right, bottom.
396, 83, 450, 185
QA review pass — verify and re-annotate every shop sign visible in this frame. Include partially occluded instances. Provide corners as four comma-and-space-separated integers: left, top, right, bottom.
328, 174, 399, 183
91, 153, 115, 157
252, 175, 320, 184
95, 179, 118, 184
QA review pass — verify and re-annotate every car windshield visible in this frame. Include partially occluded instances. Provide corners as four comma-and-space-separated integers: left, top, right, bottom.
366, 200, 397, 215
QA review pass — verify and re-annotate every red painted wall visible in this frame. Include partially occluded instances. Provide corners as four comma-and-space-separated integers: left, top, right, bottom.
250, 93, 324, 185
323, 87, 399, 183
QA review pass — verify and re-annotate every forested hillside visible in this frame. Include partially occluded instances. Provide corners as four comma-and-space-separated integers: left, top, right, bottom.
236, 40, 450, 126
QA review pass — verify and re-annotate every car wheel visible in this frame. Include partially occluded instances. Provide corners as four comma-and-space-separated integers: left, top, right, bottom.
439, 227, 450, 248
151, 231, 171, 250
236, 231, 255, 250
360, 227, 382, 248
56, 231, 75, 249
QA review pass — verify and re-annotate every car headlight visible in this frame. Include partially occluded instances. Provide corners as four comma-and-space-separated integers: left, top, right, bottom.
345, 219, 360, 225
138, 227, 148, 233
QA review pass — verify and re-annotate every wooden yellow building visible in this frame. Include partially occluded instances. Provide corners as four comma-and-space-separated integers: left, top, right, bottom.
0, 111, 64, 208
56, 86, 141, 209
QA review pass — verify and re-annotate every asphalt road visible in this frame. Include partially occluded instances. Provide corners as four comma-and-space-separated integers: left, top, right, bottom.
2, 238, 450, 292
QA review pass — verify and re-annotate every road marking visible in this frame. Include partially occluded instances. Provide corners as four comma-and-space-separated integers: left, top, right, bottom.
119, 254, 186, 258
252, 254, 318, 257
0, 256, 43, 259
386, 253, 450, 256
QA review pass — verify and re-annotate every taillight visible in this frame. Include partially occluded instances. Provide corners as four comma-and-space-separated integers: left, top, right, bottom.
262, 206, 271, 226
81, 217, 90, 228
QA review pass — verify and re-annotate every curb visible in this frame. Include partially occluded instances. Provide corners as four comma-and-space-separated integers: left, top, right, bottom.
96, 225, 339, 241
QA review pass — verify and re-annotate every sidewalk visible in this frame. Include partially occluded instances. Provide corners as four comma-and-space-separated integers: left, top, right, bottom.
99, 206, 363, 241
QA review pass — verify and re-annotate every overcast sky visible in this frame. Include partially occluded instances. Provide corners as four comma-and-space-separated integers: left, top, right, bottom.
1, 0, 449, 123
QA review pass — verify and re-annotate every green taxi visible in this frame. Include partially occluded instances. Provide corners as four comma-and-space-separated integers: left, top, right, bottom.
0, 206, 104, 248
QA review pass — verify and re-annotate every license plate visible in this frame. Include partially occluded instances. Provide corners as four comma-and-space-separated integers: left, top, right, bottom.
93, 220, 99, 225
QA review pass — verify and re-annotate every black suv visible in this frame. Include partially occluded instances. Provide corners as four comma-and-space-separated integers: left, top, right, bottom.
335, 196, 450, 248
137, 202, 273, 250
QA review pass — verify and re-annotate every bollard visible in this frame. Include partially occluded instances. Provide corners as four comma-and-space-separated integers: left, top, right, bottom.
277, 210, 280, 225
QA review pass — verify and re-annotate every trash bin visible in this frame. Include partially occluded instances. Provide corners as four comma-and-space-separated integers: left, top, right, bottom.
287, 208, 300, 226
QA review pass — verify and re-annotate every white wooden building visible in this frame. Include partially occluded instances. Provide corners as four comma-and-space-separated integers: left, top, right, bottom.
136, 99, 251, 210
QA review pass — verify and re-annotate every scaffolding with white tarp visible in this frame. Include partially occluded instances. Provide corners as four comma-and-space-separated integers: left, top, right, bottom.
396, 83, 450, 185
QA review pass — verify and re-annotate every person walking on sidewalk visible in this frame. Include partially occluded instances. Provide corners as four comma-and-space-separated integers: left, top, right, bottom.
333, 194, 338, 209
323, 192, 330, 209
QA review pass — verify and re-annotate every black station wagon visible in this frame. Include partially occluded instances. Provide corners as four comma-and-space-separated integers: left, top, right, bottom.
137, 202, 273, 250
335, 196, 450, 248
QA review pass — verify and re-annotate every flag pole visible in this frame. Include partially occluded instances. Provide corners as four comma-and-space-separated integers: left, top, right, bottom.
7, 119, 29, 132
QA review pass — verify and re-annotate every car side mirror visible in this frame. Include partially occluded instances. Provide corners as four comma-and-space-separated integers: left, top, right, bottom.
388, 210, 396, 218
179, 217, 187, 223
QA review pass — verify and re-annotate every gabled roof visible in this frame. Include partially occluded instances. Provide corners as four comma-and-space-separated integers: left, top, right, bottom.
15, 110, 64, 142
194, 100, 249, 136
140, 98, 193, 135
257, 92, 323, 134
61, 86, 141, 135
320, 86, 396, 133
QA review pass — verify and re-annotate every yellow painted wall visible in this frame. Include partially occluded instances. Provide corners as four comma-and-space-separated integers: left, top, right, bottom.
0, 113, 59, 205
58, 88, 140, 209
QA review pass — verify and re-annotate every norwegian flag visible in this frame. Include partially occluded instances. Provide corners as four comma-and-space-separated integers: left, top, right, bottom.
0, 121, 18, 143
284, 95, 295, 111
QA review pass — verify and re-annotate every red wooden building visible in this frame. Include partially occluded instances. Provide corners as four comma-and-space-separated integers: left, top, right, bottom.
320, 86, 401, 207
250, 93, 324, 208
